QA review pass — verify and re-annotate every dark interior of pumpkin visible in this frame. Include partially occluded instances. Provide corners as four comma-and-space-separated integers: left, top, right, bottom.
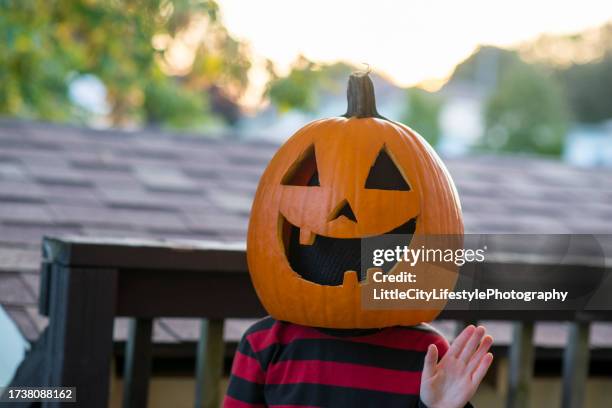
281, 144, 416, 286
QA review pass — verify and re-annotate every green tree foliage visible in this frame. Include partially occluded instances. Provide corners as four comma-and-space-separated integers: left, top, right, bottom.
482, 62, 569, 157
0, 0, 250, 129
265, 57, 353, 113
557, 52, 612, 123
450, 46, 522, 91
401, 88, 442, 147
265, 57, 319, 113
519, 23, 612, 124
449, 46, 571, 156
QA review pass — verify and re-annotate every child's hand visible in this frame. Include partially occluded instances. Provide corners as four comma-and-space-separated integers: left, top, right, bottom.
420, 325, 493, 408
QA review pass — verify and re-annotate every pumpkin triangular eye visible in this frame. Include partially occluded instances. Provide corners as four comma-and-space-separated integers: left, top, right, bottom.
365, 146, 410, 191
282, 144, 320, 186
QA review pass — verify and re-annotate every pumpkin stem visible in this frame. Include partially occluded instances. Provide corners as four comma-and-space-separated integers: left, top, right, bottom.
342, 72, 386, 119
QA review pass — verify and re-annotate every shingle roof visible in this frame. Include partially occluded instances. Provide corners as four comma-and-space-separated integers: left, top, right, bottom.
1, 118, 612, 347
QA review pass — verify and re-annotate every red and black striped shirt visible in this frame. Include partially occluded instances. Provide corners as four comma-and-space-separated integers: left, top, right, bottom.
224, 317, 452, 408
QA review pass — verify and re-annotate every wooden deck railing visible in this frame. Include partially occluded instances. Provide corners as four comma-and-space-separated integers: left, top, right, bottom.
6, 236, 612, 408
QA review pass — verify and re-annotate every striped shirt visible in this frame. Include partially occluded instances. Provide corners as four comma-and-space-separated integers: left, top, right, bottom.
224, 317, 456, 408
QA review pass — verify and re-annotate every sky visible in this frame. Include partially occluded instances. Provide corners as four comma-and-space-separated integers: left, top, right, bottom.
217, 0, 612, 105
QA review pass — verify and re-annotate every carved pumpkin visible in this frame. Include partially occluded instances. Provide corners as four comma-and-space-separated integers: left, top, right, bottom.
247, 73, 463, 328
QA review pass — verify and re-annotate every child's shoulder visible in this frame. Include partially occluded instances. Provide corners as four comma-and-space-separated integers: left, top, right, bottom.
240, 316, 290, 349
392, 323, 450, 354
242, 318, 447, 339
236, 317, 277, 358
242, 316, 278, 337
240, 318, 449, 351
395, 323, 449, 340
398, 322, 446, 336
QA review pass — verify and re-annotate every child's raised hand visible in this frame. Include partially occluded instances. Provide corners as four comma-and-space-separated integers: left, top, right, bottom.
420, 325, 493, 408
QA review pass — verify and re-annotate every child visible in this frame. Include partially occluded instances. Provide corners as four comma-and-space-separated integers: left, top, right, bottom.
225, 72, 493, 407
225, 319, 492, 407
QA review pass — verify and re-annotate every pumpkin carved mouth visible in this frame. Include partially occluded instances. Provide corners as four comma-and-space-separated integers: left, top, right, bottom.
282, 216, 417, 286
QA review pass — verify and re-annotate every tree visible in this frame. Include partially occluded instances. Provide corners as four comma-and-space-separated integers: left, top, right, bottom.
265, 57, 353, 113
401, 88, 442, 147
448, 46, 523, 92
519, 23, 612, 124
481, 62, 569, 157
557, 52, 612, 123
0, 0, 250, 130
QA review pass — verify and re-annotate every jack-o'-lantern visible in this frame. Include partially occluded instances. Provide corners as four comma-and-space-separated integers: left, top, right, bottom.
247, 73, 463, 328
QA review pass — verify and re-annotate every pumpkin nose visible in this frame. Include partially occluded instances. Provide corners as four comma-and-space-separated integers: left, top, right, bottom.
329, 200, 357, 222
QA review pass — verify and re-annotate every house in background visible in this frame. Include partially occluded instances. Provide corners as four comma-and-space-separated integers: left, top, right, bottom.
565, 121, 612, 167
437, 81, 486, 157
1, 119, 612, 407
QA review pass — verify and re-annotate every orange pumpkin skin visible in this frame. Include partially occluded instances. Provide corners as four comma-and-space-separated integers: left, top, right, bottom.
247, 75, 463, 328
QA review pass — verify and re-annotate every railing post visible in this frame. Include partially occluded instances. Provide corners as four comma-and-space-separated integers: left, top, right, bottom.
45, 265, 117, 408
506, 321, 534, 408
194, 319, 225, 408
122, 318, 154, 408
455, 320, 478, 338
561, 321, 590, 408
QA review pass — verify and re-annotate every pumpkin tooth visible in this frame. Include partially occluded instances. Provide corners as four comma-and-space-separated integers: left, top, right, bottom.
342, 270, 359, 287
299, 228, 316, 245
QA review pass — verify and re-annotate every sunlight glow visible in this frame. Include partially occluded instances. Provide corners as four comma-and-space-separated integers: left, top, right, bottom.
216, 0, 612, 106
